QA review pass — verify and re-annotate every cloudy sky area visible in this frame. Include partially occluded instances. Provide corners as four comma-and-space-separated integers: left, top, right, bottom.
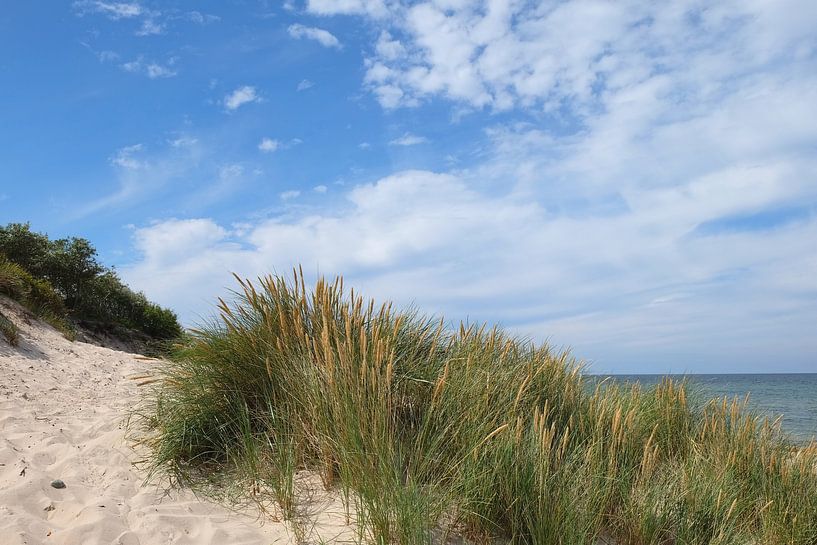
2, 1, 816, 373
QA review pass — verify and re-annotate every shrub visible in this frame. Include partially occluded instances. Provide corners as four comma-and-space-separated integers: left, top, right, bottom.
140, 270, 817, 545
138, 301, 183, 339
24, 276, 68, 318
72, 271, 182, 339
0, 255, 72, 337
0, 258, 27, 299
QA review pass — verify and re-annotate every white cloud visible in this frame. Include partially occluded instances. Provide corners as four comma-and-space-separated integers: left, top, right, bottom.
135, 18, 163, 36
120, 60, 141, 72
145, 62, 175, 78
78, 138, 204, 218
306, 0, 388, 17
258, 137, 302, 153
117, 1, 817, 373
169, 136, 198, 148
120, 57, 177, 78
374, 30, 403, 61
123, 163, 817, 372
280, 190, 301, 200
186, 11, 220, 24
388, 133, 428, 146
133, 218, 228, 268
313, 185, 328, 193
185, 163, 250, 211
258, 138, 280, 153
73, 1, 215, 36
97, 50, 119, 62
224, 86, 260, 111
297, 79, 314, 91
350, 0, 817, 111
219, 164, 243, 179
358, 142, 371, 150
73, 1, 143, 19
73, 1, 165, 36
287, 23, 342, 49
109, 144, 144, 169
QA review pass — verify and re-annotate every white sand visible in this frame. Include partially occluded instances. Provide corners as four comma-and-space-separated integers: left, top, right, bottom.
0, 297, 352, 545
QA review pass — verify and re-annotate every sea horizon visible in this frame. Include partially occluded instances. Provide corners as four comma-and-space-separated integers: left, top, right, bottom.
596, 373, 817, 443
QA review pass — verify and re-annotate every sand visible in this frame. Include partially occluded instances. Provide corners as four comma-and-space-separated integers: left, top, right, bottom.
0, 297, 352, 545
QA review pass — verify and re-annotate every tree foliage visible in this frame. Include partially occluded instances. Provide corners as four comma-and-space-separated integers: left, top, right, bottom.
0, 223, 181, 340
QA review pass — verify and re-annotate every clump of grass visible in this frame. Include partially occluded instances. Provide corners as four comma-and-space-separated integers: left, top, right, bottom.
0, 257, 30, 300
0, 310, 19, 346
139, 269, 817, 545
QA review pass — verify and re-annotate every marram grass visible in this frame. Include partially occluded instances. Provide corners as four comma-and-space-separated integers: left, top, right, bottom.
138, 269, 817, 544
0, 309, 19, 345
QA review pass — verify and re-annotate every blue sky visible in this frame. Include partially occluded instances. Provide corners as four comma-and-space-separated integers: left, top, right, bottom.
1, 1, 816, 373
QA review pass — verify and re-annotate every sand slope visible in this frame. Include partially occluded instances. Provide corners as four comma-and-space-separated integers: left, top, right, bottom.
0, 297, 296, 545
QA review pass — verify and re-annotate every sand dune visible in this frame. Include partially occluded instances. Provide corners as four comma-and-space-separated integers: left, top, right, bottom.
0, 297, 350, 545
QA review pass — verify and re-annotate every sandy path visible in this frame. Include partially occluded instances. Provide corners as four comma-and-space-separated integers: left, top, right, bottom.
0, 298, 287, 545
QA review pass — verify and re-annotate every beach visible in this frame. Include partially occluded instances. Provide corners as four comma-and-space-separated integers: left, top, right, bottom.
2, 288, 815, 544
0, 296, 349, 545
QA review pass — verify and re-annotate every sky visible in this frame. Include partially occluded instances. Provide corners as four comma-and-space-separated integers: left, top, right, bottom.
1, 1, 816, 374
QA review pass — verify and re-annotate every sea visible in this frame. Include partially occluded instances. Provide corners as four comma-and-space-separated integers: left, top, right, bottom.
600, 374, 817, 444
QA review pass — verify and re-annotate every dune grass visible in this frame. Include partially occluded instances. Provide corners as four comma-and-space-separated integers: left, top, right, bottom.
139, 269, 817, 544
0, 309, 19, 346
0, 256, 75, 339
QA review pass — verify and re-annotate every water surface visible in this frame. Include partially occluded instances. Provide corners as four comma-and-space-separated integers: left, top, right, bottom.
598, 374, 817, 443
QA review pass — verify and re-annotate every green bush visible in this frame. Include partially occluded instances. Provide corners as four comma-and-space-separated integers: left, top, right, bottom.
139, 301, 183, 339
25, 276, 68, 318
0, 256, 61, 312
0, 255, 71, 335
0, 258, 27, 299
72, 271, 182, 339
